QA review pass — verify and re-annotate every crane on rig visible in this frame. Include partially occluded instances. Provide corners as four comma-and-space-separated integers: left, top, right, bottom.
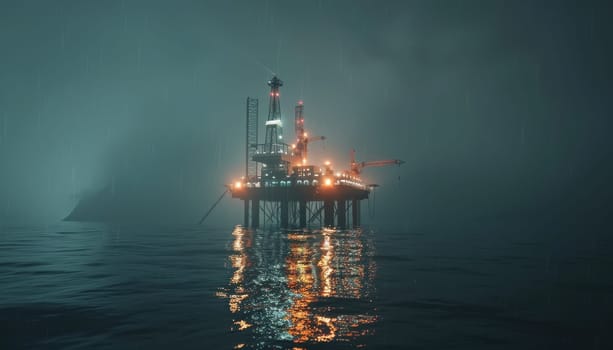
292, 101, 326, 165
348, 149, 405, 176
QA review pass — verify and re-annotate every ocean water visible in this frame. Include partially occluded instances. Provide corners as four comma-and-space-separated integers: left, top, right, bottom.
1, 222, 611, 349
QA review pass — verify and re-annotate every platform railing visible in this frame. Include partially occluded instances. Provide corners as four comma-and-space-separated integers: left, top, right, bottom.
253, 143, 290, 156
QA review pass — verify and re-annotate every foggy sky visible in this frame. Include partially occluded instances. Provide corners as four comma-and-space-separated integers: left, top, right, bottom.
0, 1, 611, 233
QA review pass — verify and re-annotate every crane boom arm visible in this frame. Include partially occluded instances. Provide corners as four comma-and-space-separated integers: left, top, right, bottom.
348, 149, 404, 175
360, 159, 404, 168
305, 135, 326, 142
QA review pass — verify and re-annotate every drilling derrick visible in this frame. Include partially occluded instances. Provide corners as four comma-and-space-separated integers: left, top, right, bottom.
252, 76, 291, 181
264, 76, 283, 147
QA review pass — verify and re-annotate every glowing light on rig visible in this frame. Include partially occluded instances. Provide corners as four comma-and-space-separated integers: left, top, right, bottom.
292, 144, 296, 149
324, 178, 332, 187
304, 132, 308, 138
234, 181, 242, 189
324, 161, 331, 166
265, 119, 282, 126
302, 158, 307, 165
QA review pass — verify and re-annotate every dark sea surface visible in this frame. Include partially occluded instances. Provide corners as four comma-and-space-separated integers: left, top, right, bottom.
1, 222, 611, 349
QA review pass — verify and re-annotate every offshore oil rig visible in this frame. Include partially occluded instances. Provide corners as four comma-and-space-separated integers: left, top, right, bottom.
229, 76, 403, 229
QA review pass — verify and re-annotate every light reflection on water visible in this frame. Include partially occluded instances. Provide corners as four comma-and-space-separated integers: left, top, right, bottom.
217, 226, 377, 349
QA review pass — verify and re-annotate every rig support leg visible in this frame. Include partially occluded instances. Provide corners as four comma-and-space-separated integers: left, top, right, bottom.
281, 200, 289, 228
251, 199, 260, 229
352, 199, 360, 228
299, 201, 307, 228
243, 200, 249, 227
324, 200, 334, 227
337, 200, 346, 229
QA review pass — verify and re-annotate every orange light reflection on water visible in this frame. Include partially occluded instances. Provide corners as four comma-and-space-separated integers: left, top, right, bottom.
223, 227, 252, 327
218, 226, 377, 346
286, 228, 376, 344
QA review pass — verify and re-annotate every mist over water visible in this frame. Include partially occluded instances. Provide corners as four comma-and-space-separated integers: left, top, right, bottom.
0, 1, 611, 234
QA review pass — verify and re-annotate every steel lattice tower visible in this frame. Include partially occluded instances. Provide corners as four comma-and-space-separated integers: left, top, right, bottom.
264, 76, 283, 150
246, 97, 259, 179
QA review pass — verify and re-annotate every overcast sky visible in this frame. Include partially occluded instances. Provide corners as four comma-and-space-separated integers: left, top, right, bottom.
0, 0, 611, 233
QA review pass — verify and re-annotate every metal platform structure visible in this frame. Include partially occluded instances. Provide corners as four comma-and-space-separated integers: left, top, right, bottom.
229, 76, 403, 229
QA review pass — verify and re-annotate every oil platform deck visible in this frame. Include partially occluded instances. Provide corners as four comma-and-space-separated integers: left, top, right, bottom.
232, 178, 369, 229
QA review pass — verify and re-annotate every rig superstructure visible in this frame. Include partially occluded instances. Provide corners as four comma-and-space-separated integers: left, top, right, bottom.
230, 76, 403, 229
